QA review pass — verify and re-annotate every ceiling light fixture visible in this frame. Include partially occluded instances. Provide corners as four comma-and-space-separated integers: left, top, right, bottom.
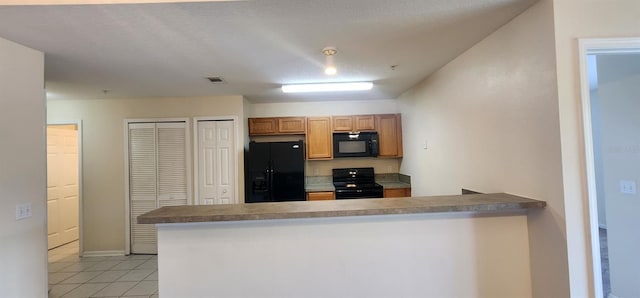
322, 47, 337, 75
281, 82, 373, 93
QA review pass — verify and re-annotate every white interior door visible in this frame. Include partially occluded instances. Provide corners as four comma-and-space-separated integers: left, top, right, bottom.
197, 120, 236, 205
47, 126, 79, 250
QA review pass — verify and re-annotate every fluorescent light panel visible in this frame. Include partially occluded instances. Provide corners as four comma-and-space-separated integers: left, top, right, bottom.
282, 82, 373, 93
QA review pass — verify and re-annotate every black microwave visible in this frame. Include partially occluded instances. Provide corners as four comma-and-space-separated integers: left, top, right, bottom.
333, 132, 379, 158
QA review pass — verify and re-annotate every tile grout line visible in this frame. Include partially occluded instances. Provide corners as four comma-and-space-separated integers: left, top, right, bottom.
48, 241, 158, 298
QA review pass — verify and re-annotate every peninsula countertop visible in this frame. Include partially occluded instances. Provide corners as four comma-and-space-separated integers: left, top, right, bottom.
138, 193, 546, 224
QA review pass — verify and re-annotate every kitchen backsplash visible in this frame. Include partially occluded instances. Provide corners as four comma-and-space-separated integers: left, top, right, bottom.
306, 158, 401, 176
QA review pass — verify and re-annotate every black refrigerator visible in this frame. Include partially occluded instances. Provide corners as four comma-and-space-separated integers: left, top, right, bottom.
245, 141, 305, 203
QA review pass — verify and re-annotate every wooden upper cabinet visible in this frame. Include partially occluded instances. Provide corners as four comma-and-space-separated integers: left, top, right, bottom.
354, 115, 376, 131
332, 116, 354, 132
249, 117, 306, 135
278, 117, 306, 134
249, 114, 402, 158
376, 114, 403, 158
306, 117, 333, 159
333, 115, 376, 132
248, 118, 277, 135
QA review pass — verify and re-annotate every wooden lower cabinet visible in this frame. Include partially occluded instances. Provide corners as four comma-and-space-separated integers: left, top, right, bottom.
383, 188, 411, 198
307, 191, 335, 201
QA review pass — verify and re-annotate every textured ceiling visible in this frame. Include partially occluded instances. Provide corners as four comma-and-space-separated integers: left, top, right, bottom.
0, 0, 537, 103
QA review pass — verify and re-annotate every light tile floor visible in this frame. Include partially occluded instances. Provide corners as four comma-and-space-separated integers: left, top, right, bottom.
48, 241, 159, 298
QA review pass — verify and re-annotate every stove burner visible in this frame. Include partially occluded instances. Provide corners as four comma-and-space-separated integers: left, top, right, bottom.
332, 167, 383, 199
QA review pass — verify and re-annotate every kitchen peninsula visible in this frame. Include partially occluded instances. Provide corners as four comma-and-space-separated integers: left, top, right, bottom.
139, 193, 545, 298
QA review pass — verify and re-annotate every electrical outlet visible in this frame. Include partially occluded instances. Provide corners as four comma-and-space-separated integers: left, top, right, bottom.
620, 180, 637, 195
15, 203, 32, 220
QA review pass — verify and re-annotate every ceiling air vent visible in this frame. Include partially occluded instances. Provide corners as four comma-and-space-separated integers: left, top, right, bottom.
206, 76, 226, 84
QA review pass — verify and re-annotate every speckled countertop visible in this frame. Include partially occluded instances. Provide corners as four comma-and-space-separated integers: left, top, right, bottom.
305, 183, 335, 192
305, 176, 335, 192
377, 182, 411, 189
138, 193, 546, 224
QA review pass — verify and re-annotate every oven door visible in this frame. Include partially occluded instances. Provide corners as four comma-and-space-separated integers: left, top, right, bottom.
334, 188, 383, 199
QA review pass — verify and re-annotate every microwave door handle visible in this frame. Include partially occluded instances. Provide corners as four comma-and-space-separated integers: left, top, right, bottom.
370, 139, 379, 156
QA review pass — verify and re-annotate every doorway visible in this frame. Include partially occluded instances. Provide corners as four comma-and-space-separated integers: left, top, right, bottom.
46, 123, 81, 252
579, 38, 640, 298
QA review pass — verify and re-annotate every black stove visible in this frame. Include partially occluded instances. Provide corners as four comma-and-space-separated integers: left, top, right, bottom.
332, 167, 383, 199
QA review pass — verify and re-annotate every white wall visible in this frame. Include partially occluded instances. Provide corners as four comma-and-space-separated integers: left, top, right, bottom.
552, 0, 640, 296
0, 37, 47, 296
594, 53, 640, 298
158, 213, 532, 298
47, 96, 245, 253
397, 1, 567, 296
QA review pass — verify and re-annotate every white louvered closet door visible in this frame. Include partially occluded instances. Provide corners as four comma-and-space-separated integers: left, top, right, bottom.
129, 122, 188, 254
156, 122, 188, 207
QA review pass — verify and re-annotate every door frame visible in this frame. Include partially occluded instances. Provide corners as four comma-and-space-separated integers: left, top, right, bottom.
123, 118, 191, 255
47, 120, 84, 256
193, 116, 240, 205
578, 37, 640, 298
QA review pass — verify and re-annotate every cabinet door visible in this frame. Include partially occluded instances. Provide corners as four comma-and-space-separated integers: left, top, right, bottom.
333, 116, 354, 132
249, 118, 277, 135
306, 117, 333, 159
354, 115, 376, 131
277, 117, 306, 134
376, 114, 403, 157
384, 188, 410, 198
307, 191, 335, 201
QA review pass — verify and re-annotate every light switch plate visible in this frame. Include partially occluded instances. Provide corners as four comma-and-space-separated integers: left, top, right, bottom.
15, 203, 32, 220
620, 180, 637, 195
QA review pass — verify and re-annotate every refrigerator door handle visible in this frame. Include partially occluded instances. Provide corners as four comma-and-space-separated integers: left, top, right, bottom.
267, 165, 273, 201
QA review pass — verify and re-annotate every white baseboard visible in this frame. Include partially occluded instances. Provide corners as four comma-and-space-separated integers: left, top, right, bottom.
82, 250, 126, 257
607, 293, 619, 298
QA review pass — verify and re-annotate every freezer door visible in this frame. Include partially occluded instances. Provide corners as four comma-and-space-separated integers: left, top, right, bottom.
246, 142, 272, 203
270, 141, 305, 201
